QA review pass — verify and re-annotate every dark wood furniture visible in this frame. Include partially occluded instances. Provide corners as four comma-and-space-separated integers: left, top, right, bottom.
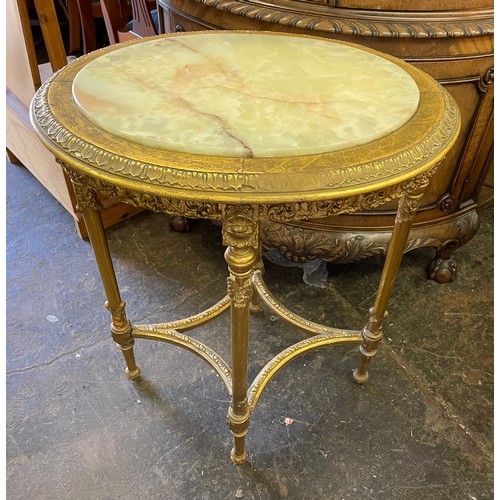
157, 0, 494, 282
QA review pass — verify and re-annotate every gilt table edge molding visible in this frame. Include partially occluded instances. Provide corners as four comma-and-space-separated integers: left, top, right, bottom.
59, 162, 439, 223
30, 32, 461, 207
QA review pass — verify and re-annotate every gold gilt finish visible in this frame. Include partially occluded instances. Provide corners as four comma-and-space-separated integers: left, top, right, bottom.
30, 31, 460, 463
31, 32, 459, 205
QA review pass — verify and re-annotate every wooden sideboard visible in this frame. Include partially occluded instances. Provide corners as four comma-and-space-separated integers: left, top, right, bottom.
6, 0, 143, 238
158, 0, 494, 282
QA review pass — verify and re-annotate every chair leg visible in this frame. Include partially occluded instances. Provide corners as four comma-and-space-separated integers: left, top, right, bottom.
67, 0, 82, 54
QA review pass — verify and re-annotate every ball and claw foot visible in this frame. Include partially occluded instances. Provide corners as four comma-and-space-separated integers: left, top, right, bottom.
428, 257, 457, 283
352, 368, 369, 384
230, 447, 248, 464
126, 366, 141, 380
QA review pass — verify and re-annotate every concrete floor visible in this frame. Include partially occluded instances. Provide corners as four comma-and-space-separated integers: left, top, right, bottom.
6, 159, 493, 499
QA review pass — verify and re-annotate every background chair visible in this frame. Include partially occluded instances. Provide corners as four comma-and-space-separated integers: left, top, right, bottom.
100, 0, 158, 44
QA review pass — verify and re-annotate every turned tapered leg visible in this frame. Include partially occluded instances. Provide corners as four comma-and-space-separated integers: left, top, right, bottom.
353, 187, 426, 384
222, 205, 259, 464
70, 172, 140, 379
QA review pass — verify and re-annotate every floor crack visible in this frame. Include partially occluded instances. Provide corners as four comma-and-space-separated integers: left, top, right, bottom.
6, 337, 109, 375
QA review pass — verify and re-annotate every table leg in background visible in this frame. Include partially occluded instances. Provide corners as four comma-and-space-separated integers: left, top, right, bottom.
250, 250, 264, 314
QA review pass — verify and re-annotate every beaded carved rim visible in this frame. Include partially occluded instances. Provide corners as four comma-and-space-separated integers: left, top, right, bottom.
30, 31, 460, 205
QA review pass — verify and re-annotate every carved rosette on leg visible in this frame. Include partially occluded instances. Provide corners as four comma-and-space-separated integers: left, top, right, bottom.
65, 163, 141, 380
353, 185, 427, 384
222, 204, 259, 464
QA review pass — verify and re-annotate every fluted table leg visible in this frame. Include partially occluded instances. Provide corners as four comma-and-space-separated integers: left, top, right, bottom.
222, 205, 259, 463
71, 173, 140, 380
353, 186, 427, 384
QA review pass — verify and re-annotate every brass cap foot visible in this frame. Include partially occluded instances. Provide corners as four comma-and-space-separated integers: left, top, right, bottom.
126, 367, 141, 380
352, 368, 368, 384
230, 448, 248, 464
250, 304, 262, 314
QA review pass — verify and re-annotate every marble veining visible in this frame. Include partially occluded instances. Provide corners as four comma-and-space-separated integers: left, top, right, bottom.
72, 32, 420, 158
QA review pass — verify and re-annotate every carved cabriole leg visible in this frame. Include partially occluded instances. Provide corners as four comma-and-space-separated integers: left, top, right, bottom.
69, 168, 141, 380
222, 204, 259, 464
353, 186, 427, 384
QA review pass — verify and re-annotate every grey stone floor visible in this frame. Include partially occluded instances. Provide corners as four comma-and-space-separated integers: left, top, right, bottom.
6, 160, 493, 499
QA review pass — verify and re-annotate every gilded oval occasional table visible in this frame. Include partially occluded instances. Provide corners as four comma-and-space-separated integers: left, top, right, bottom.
30, 31, 460, 463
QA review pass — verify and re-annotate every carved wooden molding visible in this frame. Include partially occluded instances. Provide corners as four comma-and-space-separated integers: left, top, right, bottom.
61, 162, 103, 211
395, 183, 428, 224
260, 210, 479, 264
193, 0, 493, 38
